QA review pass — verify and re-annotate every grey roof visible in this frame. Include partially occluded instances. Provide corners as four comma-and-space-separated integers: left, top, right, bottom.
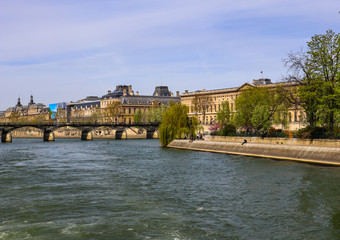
120, 95, 180, 105
101, 90, 124, 99
73, 101, 100, 109
77, 96, 100, 103
153, 86, 172, 97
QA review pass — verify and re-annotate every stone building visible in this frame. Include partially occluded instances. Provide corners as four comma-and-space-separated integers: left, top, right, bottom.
68, 85, 180, 123
4, 95, 49, 121
101, 85, 180, 124
180, 79, 306, 130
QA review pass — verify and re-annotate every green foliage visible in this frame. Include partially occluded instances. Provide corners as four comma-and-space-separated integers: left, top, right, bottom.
285, 30, 340, 130
146, 105, 168, 123
133, 109, 143, 123
217, 101, 231, 126
133, 105, 169, 123
293, 126, 328, 139
251, 105, 272, 134
159, 103, 200, 146
234, 86, 289, 133
218, 124, 236, 136
266, 128, 287, 138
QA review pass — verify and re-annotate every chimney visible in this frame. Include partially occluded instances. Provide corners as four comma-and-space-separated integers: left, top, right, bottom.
128, 85, 134, 95
108, 90, 111, 94
202, 89, 206, 92
136, 91, 139, 96
185, 90, 189, 94
176, 91, 179, 97
123, 89, 127, 96
171, 92, 173, 97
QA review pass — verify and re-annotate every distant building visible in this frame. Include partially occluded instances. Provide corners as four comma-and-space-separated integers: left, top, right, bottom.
4, 95, 49, 121
68, 85, 180, 123
101, 85, 180, 124
252, 78, 272, 85
180, 79, 306, 130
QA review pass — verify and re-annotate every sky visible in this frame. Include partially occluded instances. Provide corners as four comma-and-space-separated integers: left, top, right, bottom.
0, 0, 339, 110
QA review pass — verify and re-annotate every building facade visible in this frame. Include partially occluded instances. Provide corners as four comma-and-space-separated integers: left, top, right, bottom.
3, 95, 49, 122
180, 79, 306, 130
68, 85, 180, 123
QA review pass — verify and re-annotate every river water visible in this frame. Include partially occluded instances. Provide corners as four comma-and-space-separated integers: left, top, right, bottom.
0, 138, 340, 240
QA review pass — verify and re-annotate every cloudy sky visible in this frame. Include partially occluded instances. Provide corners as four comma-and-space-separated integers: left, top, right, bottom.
0, 0, 339, 110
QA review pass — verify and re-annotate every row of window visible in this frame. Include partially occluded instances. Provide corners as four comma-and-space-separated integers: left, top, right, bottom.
189, 103, 234, 113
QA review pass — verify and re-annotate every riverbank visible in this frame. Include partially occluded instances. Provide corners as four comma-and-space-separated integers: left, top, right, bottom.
167, 139, 340, 166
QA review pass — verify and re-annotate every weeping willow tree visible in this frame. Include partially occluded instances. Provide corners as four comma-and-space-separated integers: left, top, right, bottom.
159, 103, 200, 146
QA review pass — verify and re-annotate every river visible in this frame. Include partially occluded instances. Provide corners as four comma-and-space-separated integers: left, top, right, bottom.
0, 138, 340, 239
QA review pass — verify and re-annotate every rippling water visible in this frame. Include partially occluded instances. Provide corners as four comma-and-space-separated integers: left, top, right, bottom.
1, 138, 340, 239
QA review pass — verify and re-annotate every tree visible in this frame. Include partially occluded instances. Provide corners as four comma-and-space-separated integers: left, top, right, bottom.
102, 101, 122, 123
70, 108, 84, 123
146, 105, 168, 123
55, 108, 67, 123
307, 30, 340, 131
284, 30, 340, 131
251, 105, 271, 134
133, 105, 169, 123
234, 86, 290, 133
8, 112, 20, 123
159, 103, 200, 146
191, 94, 213, 124
133, 109, 143, 123
216, 101, 232, 127
88, 106, 103, 123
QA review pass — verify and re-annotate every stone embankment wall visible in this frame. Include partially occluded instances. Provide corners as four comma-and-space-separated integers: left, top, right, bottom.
205, 135, 340, 147
168, 139, 340, 166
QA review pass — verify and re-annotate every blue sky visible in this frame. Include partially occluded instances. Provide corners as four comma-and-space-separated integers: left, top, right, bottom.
0, 0, 339, 110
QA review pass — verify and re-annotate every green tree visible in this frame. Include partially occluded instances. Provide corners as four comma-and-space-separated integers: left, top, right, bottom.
146, 105, 168, 123
216, 101, 232, 127
133, 105, 169, 124
159, 103, 199, 146
284, 30, 340, 130
251, 105, 271, 134
234, 86, 290, 133
133, 109, 143, 123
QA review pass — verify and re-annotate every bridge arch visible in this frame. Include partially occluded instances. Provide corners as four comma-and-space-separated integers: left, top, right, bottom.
0, 123, 159, 142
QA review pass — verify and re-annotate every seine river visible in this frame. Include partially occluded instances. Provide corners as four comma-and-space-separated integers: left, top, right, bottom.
1, 138, 340, 239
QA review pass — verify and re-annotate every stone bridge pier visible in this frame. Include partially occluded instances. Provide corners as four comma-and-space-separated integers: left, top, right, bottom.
115, 129, 127, 139
1, 131, 12, 143
146, 128, 158, 139
43, 130, 55, 142
81, 129, 93, 141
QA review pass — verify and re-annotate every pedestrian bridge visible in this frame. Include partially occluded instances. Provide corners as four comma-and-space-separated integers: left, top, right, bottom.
0, 122, 160, 143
